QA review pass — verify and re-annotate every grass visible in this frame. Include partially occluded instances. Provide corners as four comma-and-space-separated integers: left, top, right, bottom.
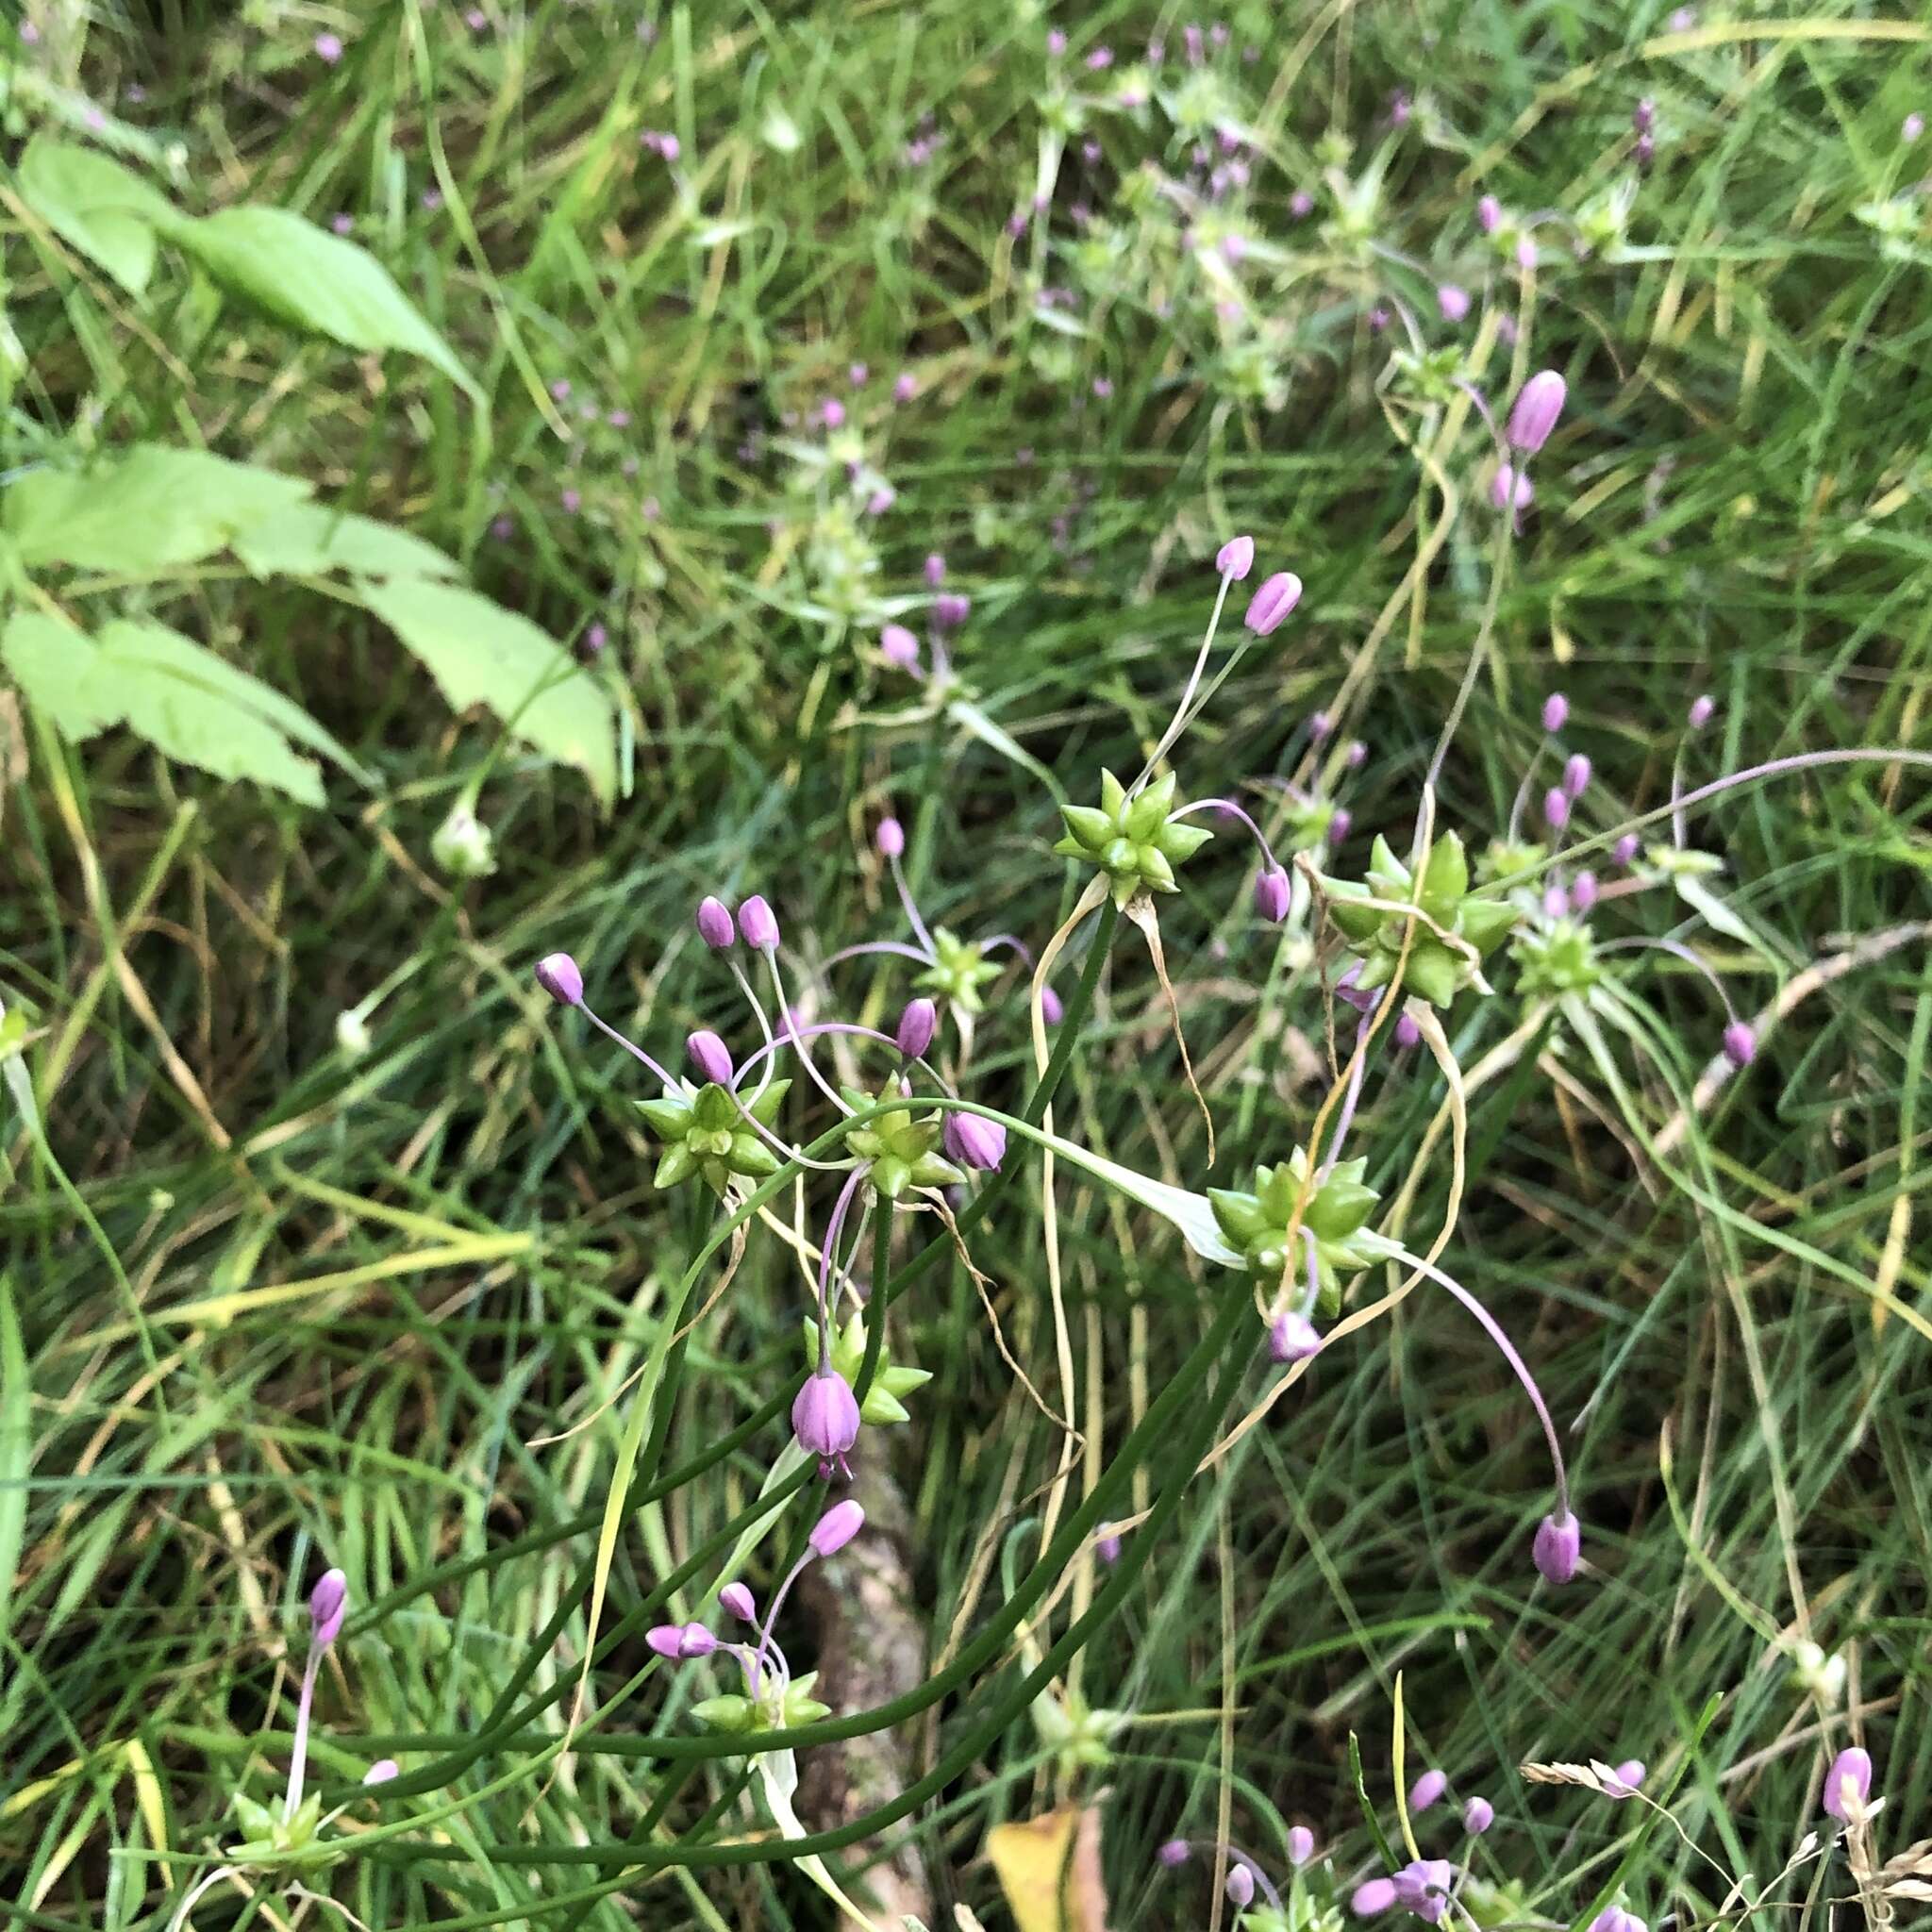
4, 1, 1932, 1927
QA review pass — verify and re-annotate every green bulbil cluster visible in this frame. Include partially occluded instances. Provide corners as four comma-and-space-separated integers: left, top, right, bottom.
1324, 831, 1515, 1007
1475, 835, 1547, 888
1513, 917, 1602, 997
637, 1080, 791, 1192
225, 1791, 337, 1873
1055, 769, 1212, 908
1208, 1149, 1382, 1316
914, 926, 1001, 1012
1388, 342, 1467, 406
840, 1090, 963, 1198
692, 1673, 830, 1735
1283, 793, 1341, 853
799, 1310, 932, 1425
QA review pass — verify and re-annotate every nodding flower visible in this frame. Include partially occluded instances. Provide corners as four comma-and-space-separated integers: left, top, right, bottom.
1824, 1746, 1873, 1821
1289, 1825, 1316, 1865
686, 1030, 734, 1087
876, 816, 907, 858
1353, 1878, 1399, 1916
646, 1621, 718, 1659
880, 623, 922, 671
1588, 1910, 1646, 1932
1096, 1524, 1123, 1563
720, 1581, 757, 1622
1158, 1839, 1192, 1868
943, 1111, 1008, 1173
791, 1368, 862, 1480
1255, 867, 1292, 924
1722, 1020, 1756, 1069
1392, 1859, 1456, 1924
1437, 283, 1472, 323
1477, 193, 1503, 233
933, 591, 971, 630
1462, 1796, 1493, 1834
1507, 370, 1567, 454
1226, 1864, 1256, 1907
1269, 1310, 1321, 1361
536, 953, 585, 1006
1689, 692, 1716, 729
1408, 1769, 1447, 1813
1542, 691, 1569, 733
1491, 463, 1533, 514
1244, 571, 1303, 635
1533, 1509, 1582, 1584
895, 997, 938, 1059
286, 1570, 348, 1820
1607, 1758, 1646, 1796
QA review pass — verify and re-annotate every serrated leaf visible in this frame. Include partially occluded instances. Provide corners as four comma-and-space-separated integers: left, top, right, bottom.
1, 613, 327, 804
358, 578, 617, 802
18, 136, 175, 295
3, 445, 312, 574
167, 207, 478, 396
231, 503, 461, 582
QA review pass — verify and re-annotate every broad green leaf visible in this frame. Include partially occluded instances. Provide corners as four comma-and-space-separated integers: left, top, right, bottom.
2, 613, 326, 805
17, 136, 175, 296
167, 208, 478, 395
358, 578, 617, 802
231, 502, 462, 583
3, 445, 311, 574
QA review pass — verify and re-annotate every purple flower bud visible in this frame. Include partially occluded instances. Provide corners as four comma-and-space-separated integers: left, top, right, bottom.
331, 213, 354, 236
894, 372, 918, 402
536, 953, 584, 1006
1563, 752, 1591, 800
1722, 1021, 1755, 1070
820, 397, 845, 430
1477, 193, 1503, 233
314, 31, 344, 62
720, 1581, 757, 1622
924, 552, 946, 587
1507, 371, 1568, 454
1269, 1311, 1321, 1361
1354, 1879, 1398, 1917
1308, 710, 1333, 742
1086, 44, 1112, 69
848, 362, 869, 388
1409, 1769, 1447, 1813
1542, 691, 1569, 733
1689, 692, 1715, 729
1041, 986, 1064, 1024
364, 1758, 400, 1785
1490, 463, 1533, 512
1634, 96, 1657, 134
943, 1112, 1008, 1173
1255, 867, 1292, 924
1226, 1864, 1256, 1907
866, 485, 896, 515
696, 897, 736, 949
1542, 787, 1570, 831
1368, 306, 1391, 333
1533, 1509, 1581, 1583
1216, 534, 1257, 580
1589, 1910, 1645, 1932
792, 1369, 861, 1476
309, 1569, 348, 1648
678, 1622, 716, 1657
1635, 132, 1655, 165
1158, 1839, 1192, 1868
1096, 1524, 1123, 1563
646, 1624, 686, 1658
880, 623, 921, 670
1570, 870, 1599, 913
1613, 832, 1641, 866
739, 895, 780, 952
1046, 27, 1067, 54
1906, 112, 1926, 142
1345, 738, 1368, 767
896, 997, 938, 1059
933, 591, 971, 630
1463, 1797, 1493, 1834
1824, 1745, 1873, 1821
1437, 283, 1471, 324
1291, 189, 1315, 218
1608, 1759, 1646, 1796
809, 1498, 866, 1557
1394, 1012, 1422, 1050
1329, 808, 1354, 844
1244, 571, 1303, 634
687, 1030, 733, 1087
1393, 1859, 1455, 1924
1289, 1825, 1316, 1865
877, 816, 907, 858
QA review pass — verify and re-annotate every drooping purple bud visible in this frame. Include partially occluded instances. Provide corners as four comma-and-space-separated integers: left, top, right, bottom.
1244, 571, 1302, 634
1255, 867, 1292, 924
309, 1569, 348, 1649
363, 1759, 400, 1786
1096, 1524, 1123, 1563
1345, 739, 1367, 768
896, 998, 938, 1059
1226, 1864, 1256, 1907
1353, 1879, 1398, 1917
1722, 1021, 1756, 1070
1608, 1759, 1646, 1796
1269, 1311, 1321, 1361
314, 31, 344, 62
677, 1623, 716, 1657
1507, 371, 1568, 454
933, 591, 971, 630
1308, 710, 1333, 742
792, 1369, 861, 1477
1824, 1746, 1873, 1821
1634, 96, 1657, 134
1437, 283, 1471, 323
877, 816, 907, 858
880, 623, 922, 671
1570, 870, 1599, 913
1393, 1859, 1455, 1924
1216, 534, 1257, 580
536, 953, 585, 1007
1158, 1839, 1192, 1868
1409, 1769, 1447, 1813
1613, 832, 1641, 866
894, 372, 918, 402
1041, 985, 1065, 1024
1588, 1909, 1646, 1932
1563, 753, 1591, 799
646, 1623, 684, 1657
809, 1498, 866, 1557
1541, 691, 1569, 733
1542, 787, 1570, 830
943, 1112, 1008, 1173
1463, 1797, 1493, 1834
687, 1030, 734, 1087
1688, 693, 1715, 729
696, 897, 737, 949
924, 552, 946, 587
1533, 1509, 1581, 1583
1477, 193, 1503, 233
1544, 881, 1571, 921
1329, 808, 1354, 844
1289, 1825, 1315, 1865
1490, 463, 1533, 512
1394, 1012, 1422, 1050
1291, 188, 1315, 218
738, 895, 780, 951
720, 1581, 757, 1622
